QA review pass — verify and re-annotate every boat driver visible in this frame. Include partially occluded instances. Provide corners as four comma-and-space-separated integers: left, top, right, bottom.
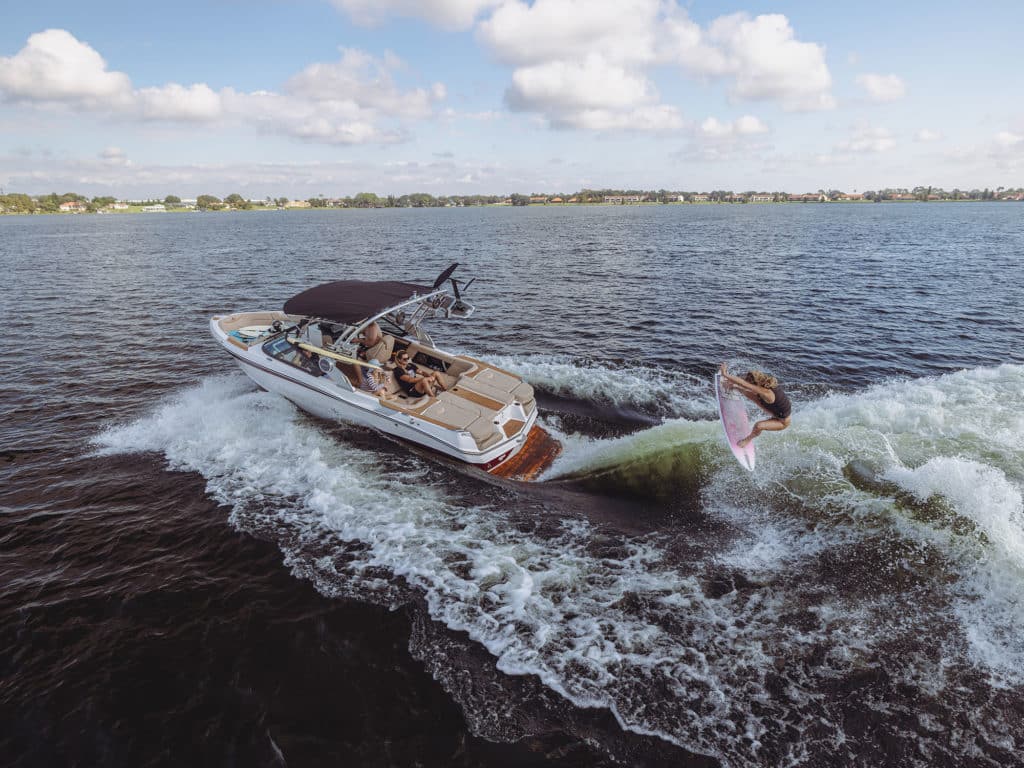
298, 347, 325, 377
356, 321, 393, 362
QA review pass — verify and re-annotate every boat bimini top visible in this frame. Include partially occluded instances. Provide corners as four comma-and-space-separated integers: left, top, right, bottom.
282, 263, 475, 349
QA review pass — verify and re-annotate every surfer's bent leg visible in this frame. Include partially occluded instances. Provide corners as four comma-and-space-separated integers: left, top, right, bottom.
737, 416, 791, 447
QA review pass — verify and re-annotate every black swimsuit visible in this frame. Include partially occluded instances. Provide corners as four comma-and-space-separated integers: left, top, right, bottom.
761, 386, 792, 419
396, 362, 420, 395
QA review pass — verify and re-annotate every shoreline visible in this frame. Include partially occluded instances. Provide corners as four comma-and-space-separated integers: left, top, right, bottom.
2, 198, 1020, 216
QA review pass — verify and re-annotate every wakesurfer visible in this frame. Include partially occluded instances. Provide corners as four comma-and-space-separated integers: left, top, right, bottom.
718, 363, 792, 447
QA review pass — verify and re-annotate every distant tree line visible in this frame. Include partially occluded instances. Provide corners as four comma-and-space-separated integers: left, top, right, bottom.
3, 186, 1022, 214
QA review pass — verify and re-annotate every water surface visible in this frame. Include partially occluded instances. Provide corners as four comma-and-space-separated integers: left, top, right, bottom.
2, 204, 1023, 766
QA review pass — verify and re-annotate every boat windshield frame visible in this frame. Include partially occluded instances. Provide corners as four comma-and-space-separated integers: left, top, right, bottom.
341, 288, 454, 344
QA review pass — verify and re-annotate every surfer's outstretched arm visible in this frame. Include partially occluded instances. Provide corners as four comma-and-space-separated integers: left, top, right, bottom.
719, 363, 776, 403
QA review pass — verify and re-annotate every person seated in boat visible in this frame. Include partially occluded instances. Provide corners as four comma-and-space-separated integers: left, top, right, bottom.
360, 359, 394, 400
393, 350, 446, 398
719, 363, 791, 447
298, 346, 325, 377
318, 323, 335, 348
355, 321, 393, 362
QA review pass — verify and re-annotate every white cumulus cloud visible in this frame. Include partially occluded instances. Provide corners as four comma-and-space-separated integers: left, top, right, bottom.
475, 3, 832, 131
704, 14, 834, 111
137, 83, 223, 121
478, 0, 659, 66
506, 55, 656, 113
0, 30, 446, 146
481, 0, 672, 131
0, 29, 132, 108
856, 73, 907, 103
285, 47, 444, 120
915, 128, 942, 142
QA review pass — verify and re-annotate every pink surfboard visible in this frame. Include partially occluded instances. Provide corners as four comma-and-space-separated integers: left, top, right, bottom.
715, 373, 756, 471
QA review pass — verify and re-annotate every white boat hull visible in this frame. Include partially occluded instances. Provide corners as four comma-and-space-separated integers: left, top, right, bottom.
210, 315, 548, 472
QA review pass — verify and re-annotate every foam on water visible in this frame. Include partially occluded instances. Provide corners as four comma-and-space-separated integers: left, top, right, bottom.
484, 353, 712, 418
93, 362, 1024, 764
710, 364, 1024, 685
92, 375, 852, 762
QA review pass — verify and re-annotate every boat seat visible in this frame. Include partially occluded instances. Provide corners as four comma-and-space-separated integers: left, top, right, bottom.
376, 370, 425, 407
383, 361, 459, 399
403, 343, 470, 390
422, 396, 500, 448
363, 334, 394, 364
383, 365, 403, 396
454, 376, 513, 405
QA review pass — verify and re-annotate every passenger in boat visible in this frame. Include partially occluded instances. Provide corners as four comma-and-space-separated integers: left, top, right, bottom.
393, 351, 446, 397
360, 359, 394, 400
358, 322, 380, 342
719, 363, 791, 446
298, 347, 325, 377
355, 321, 392, 362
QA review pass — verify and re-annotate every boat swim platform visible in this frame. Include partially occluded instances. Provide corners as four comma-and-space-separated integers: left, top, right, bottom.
488, 425, 562, 482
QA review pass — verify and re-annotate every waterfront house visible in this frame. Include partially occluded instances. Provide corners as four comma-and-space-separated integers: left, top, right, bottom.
59, 201, 88, 212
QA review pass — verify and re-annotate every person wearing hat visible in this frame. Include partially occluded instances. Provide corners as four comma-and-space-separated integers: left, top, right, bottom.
360, 358, 394, 400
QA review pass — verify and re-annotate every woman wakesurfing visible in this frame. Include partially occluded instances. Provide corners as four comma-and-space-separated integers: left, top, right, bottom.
718, 363, 792, 447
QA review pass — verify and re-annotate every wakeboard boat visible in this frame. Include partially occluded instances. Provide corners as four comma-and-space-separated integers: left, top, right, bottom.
210, 264, 560, 480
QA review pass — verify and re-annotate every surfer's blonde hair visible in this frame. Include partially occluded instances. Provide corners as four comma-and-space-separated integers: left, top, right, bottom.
745, 370, 778, 389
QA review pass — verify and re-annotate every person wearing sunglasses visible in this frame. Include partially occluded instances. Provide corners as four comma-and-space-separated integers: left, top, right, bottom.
393, 351, 446, 397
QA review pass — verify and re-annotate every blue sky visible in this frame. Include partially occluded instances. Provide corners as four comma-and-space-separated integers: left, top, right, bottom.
1, 1, 1022, 198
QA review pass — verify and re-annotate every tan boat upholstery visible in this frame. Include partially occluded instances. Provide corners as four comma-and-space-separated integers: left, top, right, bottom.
363, 334, 395, 364
465, 365, 535, 411
216, 311, 293, 332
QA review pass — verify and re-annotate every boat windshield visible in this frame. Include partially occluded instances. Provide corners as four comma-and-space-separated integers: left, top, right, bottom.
263, 336, 321, 376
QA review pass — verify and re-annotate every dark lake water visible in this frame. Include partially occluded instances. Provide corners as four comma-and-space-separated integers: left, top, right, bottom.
2, 204, 1023, 767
